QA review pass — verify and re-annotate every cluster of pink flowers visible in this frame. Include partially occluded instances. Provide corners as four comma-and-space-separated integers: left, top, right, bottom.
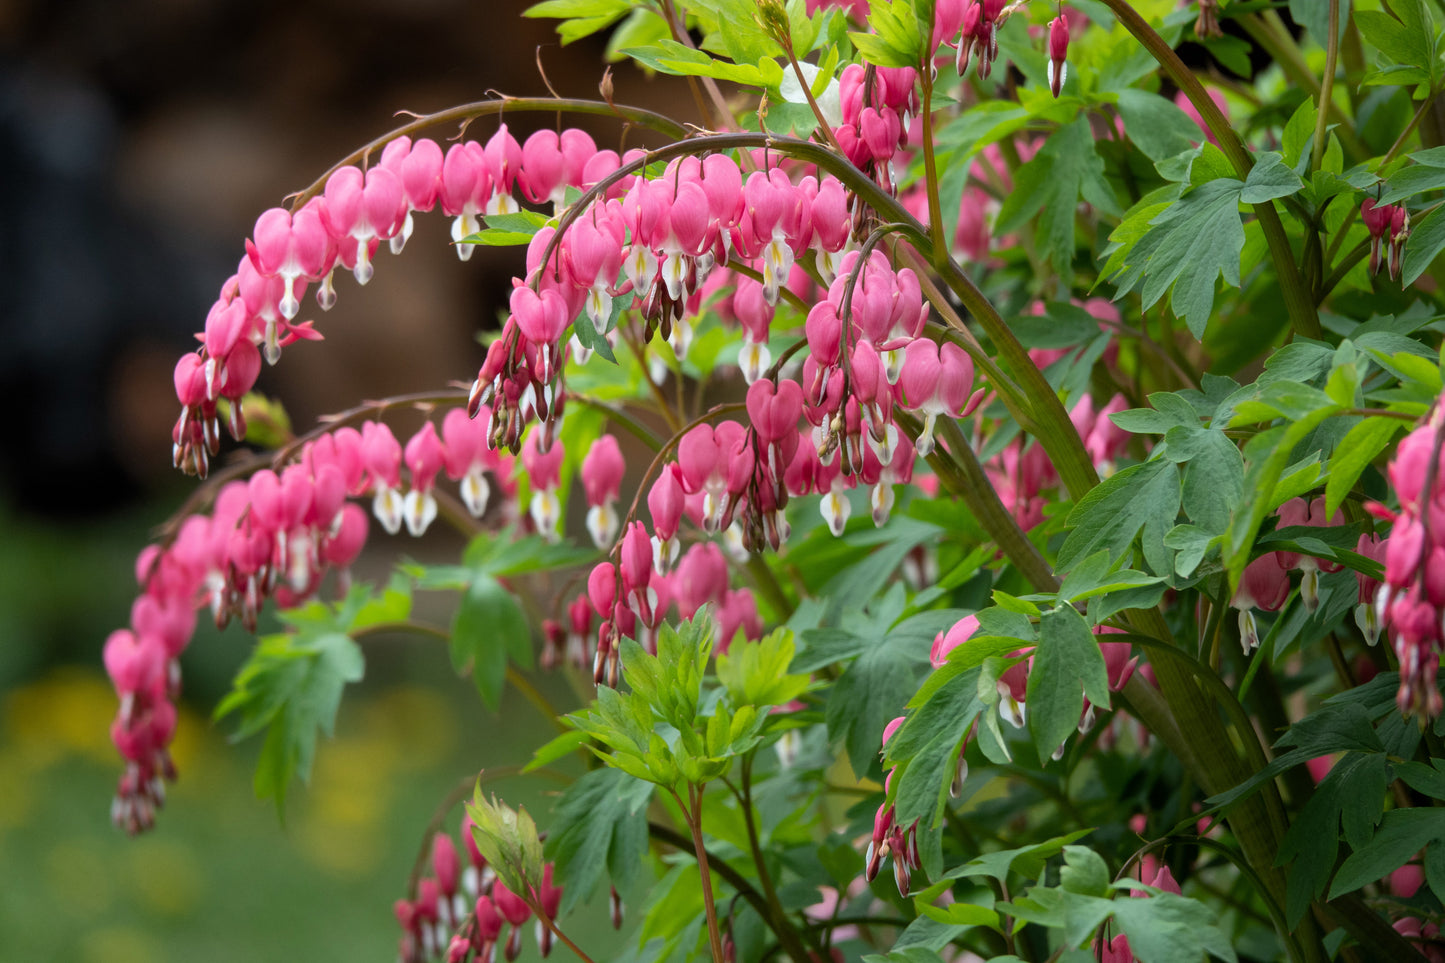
581, 528, 763, 687
1362, 197, 1411, 280
105, 416, 518, 833
1370, 411, 1445, 718
836, 64, 918, 199
398, 817, 567, 963
1230, 496, 1385, 655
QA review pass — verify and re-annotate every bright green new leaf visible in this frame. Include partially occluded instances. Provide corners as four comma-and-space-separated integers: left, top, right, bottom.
716, 627, 810, 709
1325, 417, 1403, 518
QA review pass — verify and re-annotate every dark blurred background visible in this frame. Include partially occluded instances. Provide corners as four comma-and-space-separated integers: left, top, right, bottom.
0, 1, 691, 959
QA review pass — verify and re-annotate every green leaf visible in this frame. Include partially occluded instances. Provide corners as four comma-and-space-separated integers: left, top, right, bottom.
828, 629, 926, 780
1404, 203, 1445, 287
717, 627, 811, 709
1380, 164, 1445, 204
1060, 845, 1110, 897
1356, 1, 1436, 85
467, 791, 546, 897
459, 229, 535, 247
218, 621, 365, 813
1329, 808, 1445, 899
1111, 890, 1238, 962
1290, 0, 1351, 44
945, 829, 1094, 883
1058, 459, 1180, 573
621, 40, 783, 87
1170, 427, 1245, 536
849, 0, 922, 68
1058, 550, 1163, 604
452, 575, 530, 711
1240, 152, 1304, 203
885, 666, 986, 831
1139, 179, 1245, 338
544, 768, 652, 916
1222, 401, 1343, 592
1281, 98, 1317, 171
1027, 606, 1109, 763
483, 209, 551, 234
1325, 417, 1404, 518
524, 730, 589, 773
1279, 752, 1390, 926
995, 117, 1117, 288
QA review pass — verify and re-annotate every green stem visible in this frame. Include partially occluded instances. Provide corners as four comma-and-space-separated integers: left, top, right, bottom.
683, 785, 728, 963
736, 758, 814, 962
1312, 0, 1341, 173
917, 413, 1059, 593
648, 820, 776, 924
530, 899, 600, 963
1383, 92, 1440, 168
919, 27, 945, 255
1097, 0, 1322, 341
1237, 11, 1367, 162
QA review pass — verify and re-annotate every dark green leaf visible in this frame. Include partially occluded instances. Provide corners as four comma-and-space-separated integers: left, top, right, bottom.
219, 629, 365, 813
1027, 606, 1109, 762
1241, 151, 1305, 203
545, 768, 652, 916
995, 117, 1117, 287
452, 575, 530, 710
1058, 459, 1180, 572
1404, 203, 1445, 287
1329, 808, 1445, 899
1111, 890, 1238, 962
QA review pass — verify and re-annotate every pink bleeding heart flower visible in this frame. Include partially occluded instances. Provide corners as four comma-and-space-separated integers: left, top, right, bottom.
402, 422, 446, 537
321, 164, 404, 285
931, 614, 979, 669
898, 338, 978, 455
441, 140, 491, 261
521, 431, 566, 542
1047, 13, 1069, 97
442, 406, 498, 518
1232, 552, 1291, 653
246, 202, 333, 330
361, 421, 405, 535
581, 435, 626, 548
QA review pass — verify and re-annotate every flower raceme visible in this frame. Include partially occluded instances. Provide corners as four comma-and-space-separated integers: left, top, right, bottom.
105, 416, 525, 832
1370, 407, 1445, 718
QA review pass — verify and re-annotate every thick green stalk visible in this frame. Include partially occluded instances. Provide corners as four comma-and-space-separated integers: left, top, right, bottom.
1096, 0, 1323, 341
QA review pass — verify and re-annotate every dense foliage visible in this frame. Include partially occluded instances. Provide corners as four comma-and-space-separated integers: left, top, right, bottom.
99, 0, 1445, 960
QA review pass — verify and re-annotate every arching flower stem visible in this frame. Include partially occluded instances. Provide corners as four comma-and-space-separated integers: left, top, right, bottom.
288, 97, 690, 211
